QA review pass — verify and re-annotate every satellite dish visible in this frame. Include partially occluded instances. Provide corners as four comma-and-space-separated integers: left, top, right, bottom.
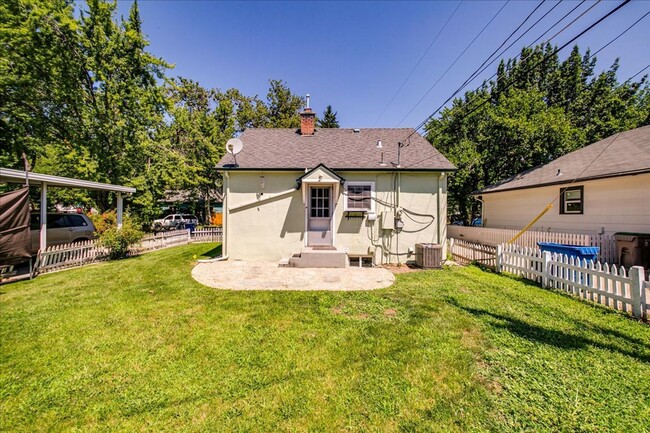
226, 138, 243, 155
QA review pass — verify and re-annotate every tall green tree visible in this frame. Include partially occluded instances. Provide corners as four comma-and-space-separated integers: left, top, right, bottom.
0, 0, 83, 169
265, 79, 304, 128
317, 105, 340, 128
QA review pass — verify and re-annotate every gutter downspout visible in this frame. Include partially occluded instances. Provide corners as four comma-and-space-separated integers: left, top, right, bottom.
223, 171, 229, 258
396, 172, 400, 265
437, 173, 443, 244
197, 177, 228, 262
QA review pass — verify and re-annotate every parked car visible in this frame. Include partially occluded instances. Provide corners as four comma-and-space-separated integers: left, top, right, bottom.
151, 214, 198, 231
30, 212, 97, 253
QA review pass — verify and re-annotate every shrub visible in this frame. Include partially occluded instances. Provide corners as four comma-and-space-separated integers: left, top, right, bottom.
98, 224, 144, 260
88, 210, 117, 235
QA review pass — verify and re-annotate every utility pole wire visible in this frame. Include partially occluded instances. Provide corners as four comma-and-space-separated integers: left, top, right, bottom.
456, 0, 582, 98
395, 0, 510, 127
373, 1, 463, 126
407, 0, 602, 139
400, 0, 633, 169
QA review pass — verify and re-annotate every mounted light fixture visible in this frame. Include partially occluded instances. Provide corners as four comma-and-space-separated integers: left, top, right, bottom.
376, 140, 383, 149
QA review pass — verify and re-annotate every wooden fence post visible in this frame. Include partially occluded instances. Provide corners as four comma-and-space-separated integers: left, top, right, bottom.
541, 251, 551, 288
629, 266, 644, 319
496, 244, 502, 273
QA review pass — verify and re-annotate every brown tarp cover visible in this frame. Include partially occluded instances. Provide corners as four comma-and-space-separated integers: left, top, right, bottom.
0, 187, 32, 265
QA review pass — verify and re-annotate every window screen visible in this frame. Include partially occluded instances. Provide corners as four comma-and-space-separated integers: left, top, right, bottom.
347, 184, 372, 210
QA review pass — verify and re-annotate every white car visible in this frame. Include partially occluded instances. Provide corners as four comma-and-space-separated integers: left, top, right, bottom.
151, 214, 198, 231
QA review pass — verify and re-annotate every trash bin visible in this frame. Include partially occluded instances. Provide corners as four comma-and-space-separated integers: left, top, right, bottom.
538, 242, 599, 285
185, 223, 196, 233
614, 233, 650, 268
537, 242, 599, 263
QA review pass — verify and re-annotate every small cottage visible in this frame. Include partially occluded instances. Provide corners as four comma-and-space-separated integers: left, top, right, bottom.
216, 104, 456, 267
474, 125, 650, 235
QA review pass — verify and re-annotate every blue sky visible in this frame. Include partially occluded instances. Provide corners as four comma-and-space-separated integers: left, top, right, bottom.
111, 1, 650, 129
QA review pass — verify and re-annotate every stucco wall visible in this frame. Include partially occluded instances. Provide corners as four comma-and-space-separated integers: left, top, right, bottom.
224, 170, 447, 264
482, 173, 650, 234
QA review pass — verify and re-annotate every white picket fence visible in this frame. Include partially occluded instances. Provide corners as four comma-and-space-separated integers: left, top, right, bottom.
190, 227, 223, 243
496, 243, 648, 320
447, 225, 618, 264
37, 240, 109, 274
37, 227, 223, 274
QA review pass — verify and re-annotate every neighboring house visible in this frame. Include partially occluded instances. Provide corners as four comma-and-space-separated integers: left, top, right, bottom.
216, 104, 456, 266
474, 125, 650, 235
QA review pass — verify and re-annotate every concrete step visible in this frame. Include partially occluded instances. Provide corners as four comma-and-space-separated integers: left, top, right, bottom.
288, 248, 347, 268
278, 258, 291, 267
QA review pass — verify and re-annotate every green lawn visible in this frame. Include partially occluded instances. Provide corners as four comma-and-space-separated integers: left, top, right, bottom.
1, 243, 649, 432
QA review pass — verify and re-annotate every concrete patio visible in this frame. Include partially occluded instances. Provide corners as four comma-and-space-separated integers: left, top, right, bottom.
192, 260, 395, 291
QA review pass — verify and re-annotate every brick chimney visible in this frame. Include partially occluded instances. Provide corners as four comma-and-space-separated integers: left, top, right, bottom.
300, 94, 316, 136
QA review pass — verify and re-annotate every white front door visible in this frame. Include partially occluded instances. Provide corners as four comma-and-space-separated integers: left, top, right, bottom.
308, 186, 333, 246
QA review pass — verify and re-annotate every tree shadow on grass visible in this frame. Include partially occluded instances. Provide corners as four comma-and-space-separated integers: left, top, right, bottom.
200, 244, 222, 259
445, 297, 650, 364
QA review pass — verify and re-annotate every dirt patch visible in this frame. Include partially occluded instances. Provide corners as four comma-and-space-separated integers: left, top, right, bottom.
384, 263, 424, 274
384, 308, 398, 318
356, 313, 370, 319
331, 306, 343, 315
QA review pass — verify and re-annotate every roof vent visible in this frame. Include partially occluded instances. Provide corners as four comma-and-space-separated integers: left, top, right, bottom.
353, 128, 360, 133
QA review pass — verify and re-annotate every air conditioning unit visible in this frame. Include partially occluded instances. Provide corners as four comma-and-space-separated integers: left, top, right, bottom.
415, 243, 443, 269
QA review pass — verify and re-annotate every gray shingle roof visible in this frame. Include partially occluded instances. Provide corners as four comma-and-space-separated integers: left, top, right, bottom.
476, 125, 650, 194
216, 128, 456, 171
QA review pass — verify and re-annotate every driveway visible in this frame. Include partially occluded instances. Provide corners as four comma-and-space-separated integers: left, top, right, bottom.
192, 260, 395, 291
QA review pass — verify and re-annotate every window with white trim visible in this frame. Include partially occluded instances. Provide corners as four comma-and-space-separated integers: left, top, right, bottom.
344, 181, 375, 212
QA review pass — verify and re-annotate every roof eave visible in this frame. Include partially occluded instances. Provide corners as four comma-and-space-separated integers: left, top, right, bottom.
472, 168, 650, 195
217, 166, 456, 172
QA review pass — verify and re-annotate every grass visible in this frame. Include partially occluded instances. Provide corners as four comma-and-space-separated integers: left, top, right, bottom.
1, 243, 649, 432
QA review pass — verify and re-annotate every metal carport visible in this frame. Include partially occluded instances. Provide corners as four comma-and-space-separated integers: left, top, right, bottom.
0, 168, 136, 252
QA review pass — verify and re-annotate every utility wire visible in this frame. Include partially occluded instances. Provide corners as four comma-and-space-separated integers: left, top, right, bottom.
373, 1, 463, 126
591, 10, 649, 57
457, 0, 580, 95
627, 63, 650, 81
395, 0, 510, 127
406, 0, 602, 139
461, 0, 551, 93
399, 0, 631, 170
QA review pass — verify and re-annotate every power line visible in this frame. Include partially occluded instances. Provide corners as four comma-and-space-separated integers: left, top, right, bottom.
373, 1, 464, 126
627, 63, 650, 81
403, 0, 599, 138
591, 10, 649, 57
395, 0, 510, 127
461, 0, 551, 93
401, 0, 633, 169
457, 0, 581, 95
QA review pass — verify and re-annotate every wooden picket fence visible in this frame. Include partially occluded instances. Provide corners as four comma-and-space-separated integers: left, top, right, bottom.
496, 243, 648, 320
37, 227, 222, 275
37, 240, 109, 274
449, 238, 497, 268
447, 225, 618, 264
